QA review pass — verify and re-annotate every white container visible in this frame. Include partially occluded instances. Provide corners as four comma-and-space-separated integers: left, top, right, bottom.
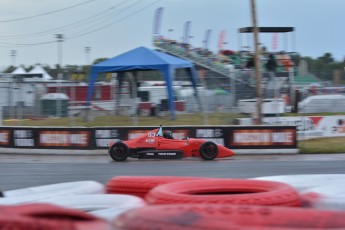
238, 98, 285, 115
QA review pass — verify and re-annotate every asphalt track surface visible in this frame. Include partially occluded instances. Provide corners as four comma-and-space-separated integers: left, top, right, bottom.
1, 152, 345, 191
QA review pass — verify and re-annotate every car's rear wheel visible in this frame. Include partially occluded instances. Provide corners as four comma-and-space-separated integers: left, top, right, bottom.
199, 141, 218, 160
109, 142, 129, 162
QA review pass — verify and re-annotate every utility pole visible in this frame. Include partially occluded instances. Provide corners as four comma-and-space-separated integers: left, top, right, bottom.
250, 0, 263, 124
55, 34, 64, 117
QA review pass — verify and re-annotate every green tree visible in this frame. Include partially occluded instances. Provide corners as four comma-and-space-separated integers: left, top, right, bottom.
93, 58, 108, 65
303, 52, 339, 81
317, 52, 334, 64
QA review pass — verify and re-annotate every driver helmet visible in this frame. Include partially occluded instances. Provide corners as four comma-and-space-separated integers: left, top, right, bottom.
163, 130, 174, 139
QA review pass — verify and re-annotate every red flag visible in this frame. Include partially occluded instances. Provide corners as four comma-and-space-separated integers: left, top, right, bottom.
272, 33, 278, 51
217, 30, 226, 50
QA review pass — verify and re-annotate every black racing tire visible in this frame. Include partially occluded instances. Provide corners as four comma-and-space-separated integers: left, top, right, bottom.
199, 141, 218, 160
109, 142, 129, 162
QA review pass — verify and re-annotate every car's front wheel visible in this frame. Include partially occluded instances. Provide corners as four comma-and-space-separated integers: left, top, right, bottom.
199, 141, 218, 160
109, 142, 129, 162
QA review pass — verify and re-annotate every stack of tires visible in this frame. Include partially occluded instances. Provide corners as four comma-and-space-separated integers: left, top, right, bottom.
105, 175, 345, 230
1, 175, 345, 229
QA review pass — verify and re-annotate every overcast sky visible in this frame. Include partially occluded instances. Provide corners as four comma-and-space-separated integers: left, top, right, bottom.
1, 0, 345, 69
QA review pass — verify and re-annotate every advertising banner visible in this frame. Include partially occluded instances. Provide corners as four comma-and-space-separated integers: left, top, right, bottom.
94, 128, 121, 148
13, 129, 35, 147
0, 129, 11, 147
0, 126, 297, 151
262, 116, 345, 140
229, 127, 296, 148
38, 129, 91, 149
195, 128, 225, 145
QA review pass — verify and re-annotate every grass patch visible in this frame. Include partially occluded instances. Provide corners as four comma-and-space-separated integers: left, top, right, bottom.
298, 137, 345, 154
2, 113, 248, 127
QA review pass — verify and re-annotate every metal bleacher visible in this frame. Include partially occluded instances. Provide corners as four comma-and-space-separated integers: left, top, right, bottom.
153, 38, 256, 101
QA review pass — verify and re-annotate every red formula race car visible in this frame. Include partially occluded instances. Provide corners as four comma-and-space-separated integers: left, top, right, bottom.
108, 126, 235, 161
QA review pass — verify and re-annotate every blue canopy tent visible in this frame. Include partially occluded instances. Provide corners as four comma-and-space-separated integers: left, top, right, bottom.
86, 46, 201, 119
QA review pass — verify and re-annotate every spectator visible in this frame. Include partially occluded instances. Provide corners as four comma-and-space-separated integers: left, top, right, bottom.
265, 54, 277, 72
246, 55, 255, 69
266, 54, 278, 98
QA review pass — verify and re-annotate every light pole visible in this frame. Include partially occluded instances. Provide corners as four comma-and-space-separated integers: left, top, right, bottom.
55, 34, 64, 117
56, 34, 64, 71
83, 46, 92, 121
84, 46, 91, 81
10, 50, 17, 66
84, 46, 91, 65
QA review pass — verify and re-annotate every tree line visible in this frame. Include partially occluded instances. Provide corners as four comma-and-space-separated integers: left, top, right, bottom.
302, 52, 345, 82
3, 53, 344, 84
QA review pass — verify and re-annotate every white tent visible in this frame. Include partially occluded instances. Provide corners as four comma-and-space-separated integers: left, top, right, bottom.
11, 66, 27, 74
28, 65, 53, 80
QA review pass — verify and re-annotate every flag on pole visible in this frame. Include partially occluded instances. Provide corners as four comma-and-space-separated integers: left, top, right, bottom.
217, 30, 226, 50
183, 21, 192, 43
203, 29, 212, 49
153, 7, 164, 36
272, 33, 278, 51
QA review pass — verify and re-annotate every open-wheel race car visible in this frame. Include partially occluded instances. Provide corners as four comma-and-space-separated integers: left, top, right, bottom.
108, 126, 235, 161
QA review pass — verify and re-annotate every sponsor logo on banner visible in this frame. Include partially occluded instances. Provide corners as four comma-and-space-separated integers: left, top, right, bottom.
95, 129, 119, 147
38, 131, 90, 147
262, 116, 345, 139
230, 129, 295, 146
14, 130, 35, 147
0, 130, 10, 146
196, 128, 224, 145
332, 118, 345, 134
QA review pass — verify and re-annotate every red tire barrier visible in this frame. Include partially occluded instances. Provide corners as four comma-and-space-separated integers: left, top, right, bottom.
4, 181, 105, 198
0, 203, 110, 230
252, 174, 345, 192
106, 176, 202, 197
113, 204, 345, 230
146, 179, 301, 207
